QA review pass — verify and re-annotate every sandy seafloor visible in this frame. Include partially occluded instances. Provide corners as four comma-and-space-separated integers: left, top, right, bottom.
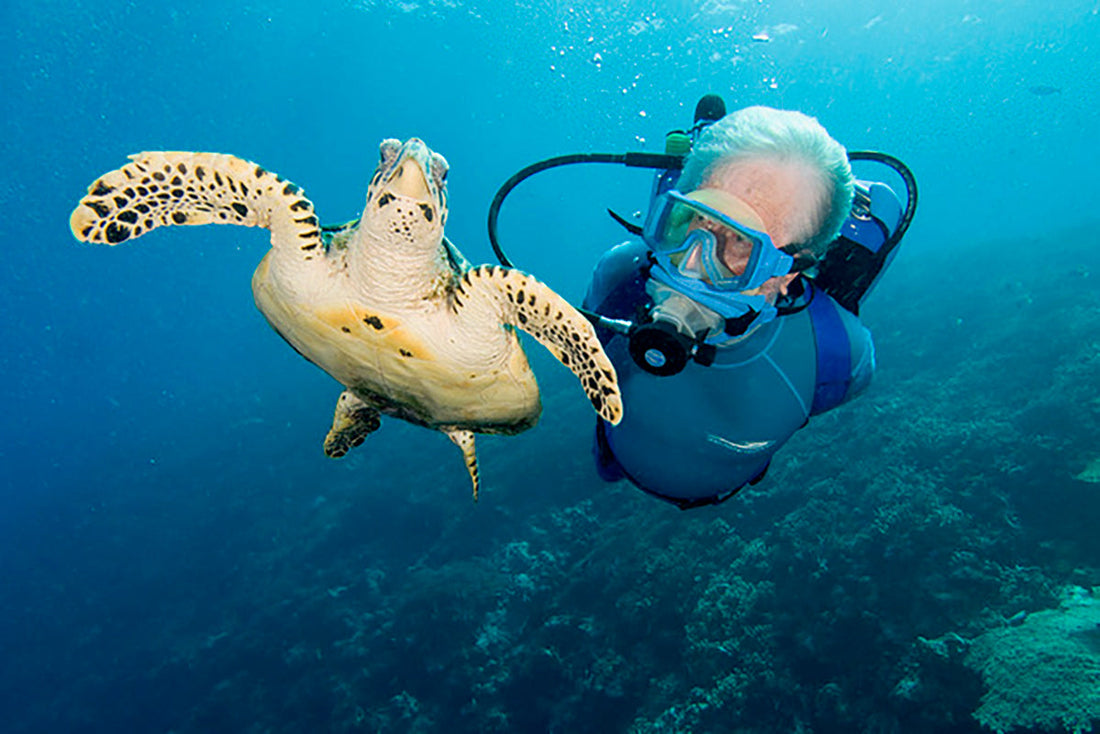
3, 1, 1100, 732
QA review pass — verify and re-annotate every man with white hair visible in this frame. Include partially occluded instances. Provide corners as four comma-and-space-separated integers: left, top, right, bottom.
584, 105, 874, 509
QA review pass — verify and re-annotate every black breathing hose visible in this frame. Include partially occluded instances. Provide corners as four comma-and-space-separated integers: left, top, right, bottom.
486, 152, 681, 268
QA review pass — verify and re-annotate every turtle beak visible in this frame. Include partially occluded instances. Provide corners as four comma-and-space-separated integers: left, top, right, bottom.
383, 139, 432, 202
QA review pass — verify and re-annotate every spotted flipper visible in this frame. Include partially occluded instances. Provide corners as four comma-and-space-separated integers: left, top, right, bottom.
69, 151, 323, 258
323, 391, 381, 458
455, 265, 623, 425
444, 428, 480, 501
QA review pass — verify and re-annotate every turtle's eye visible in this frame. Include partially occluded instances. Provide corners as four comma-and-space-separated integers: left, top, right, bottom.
379, 139, 402, 165
430, 153, 449, 188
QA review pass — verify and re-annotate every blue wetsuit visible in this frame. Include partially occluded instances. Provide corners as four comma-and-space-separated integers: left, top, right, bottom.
583, 241, 875, 508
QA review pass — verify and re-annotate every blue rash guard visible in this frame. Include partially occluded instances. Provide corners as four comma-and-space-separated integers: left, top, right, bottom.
583, 240, 875, 508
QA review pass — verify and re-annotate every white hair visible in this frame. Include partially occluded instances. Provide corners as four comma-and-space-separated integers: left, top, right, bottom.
678, 106, 854, 257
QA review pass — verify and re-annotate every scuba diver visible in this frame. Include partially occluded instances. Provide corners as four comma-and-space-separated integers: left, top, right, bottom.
488, 95, 916, 509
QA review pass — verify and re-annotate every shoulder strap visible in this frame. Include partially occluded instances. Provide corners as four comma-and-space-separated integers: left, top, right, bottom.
808, 285, 852, 415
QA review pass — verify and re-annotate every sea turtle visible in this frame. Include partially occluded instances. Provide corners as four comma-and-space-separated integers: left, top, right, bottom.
70, 137, 622, 499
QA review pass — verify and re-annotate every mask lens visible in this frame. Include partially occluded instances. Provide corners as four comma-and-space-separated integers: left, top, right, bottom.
658, 199, 699, 248
714, 226, 755, 274
651, 197, 763, 286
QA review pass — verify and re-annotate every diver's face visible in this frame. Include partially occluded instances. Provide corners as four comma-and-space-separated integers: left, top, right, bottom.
682, 222, 754, 276
702, 156, 827, 301
676, 191, 765, 280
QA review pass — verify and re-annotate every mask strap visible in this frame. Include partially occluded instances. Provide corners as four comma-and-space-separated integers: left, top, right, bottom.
780, 244, 817, 274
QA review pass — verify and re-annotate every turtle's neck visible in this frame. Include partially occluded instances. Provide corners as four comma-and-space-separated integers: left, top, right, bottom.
346, 224, 454, 304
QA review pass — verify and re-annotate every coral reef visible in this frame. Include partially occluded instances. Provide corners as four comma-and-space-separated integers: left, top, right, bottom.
1074, 457, 1100, 483
964, 587, 1100, 734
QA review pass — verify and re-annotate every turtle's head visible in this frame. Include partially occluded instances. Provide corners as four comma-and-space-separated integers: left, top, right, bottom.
361, 138, 448, 250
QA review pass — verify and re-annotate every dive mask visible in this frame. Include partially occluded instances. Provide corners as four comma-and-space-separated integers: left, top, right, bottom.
643, 189, 793, 293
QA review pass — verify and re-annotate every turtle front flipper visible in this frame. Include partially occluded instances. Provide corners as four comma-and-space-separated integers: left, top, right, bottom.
70, 151, 324, 257
324, 391, 381, 458
456, 265, 623, 426
444, 427, 480, 502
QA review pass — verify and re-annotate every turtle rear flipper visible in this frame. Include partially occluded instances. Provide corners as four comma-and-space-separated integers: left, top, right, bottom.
323, 391, 381, 458
456, 265, 623, 426
70, 151, 324, 257
444, 428, 480, 501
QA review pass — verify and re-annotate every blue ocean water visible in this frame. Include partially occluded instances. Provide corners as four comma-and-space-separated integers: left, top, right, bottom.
3, 1, 1100, 732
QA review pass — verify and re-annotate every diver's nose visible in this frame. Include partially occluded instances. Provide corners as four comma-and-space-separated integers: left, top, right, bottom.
678, 241, 707, 279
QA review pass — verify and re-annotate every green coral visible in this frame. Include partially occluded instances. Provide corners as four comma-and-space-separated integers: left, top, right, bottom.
965, 587, 1100, 733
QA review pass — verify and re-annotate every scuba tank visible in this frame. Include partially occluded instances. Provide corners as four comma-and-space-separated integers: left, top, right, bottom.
813, 151, 915, 315
486, 95, 917, 374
